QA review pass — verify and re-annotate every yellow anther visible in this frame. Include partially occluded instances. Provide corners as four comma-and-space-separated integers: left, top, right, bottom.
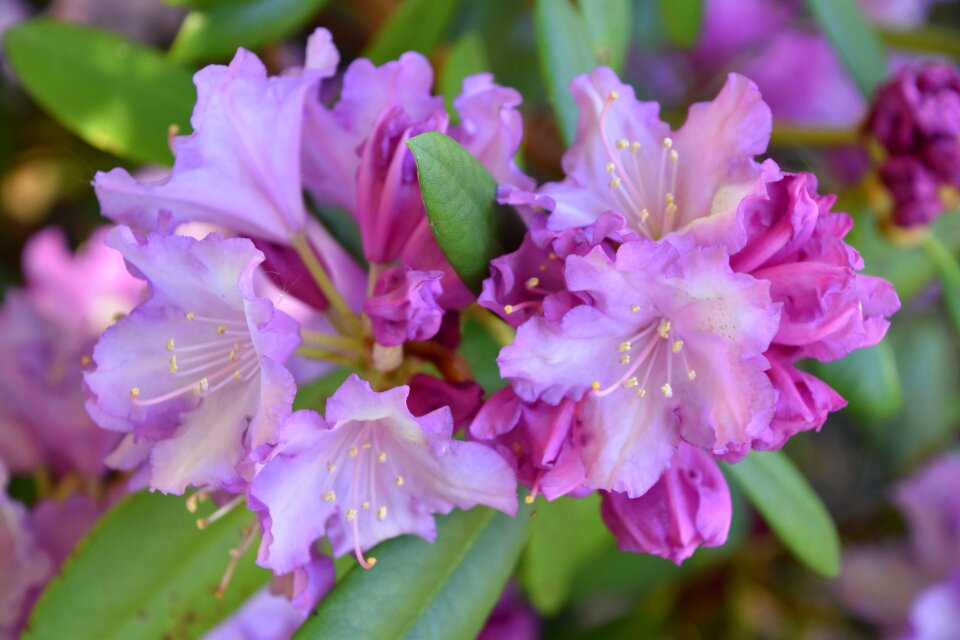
664, 192, 675, 204
548, 252, 558, 260
327, 463, 336, 472
687, 370, 697, 381
616, 138, 629, 149
229, 350, 237, 362
395, 476, 404, 487
186, 312, 196, 321
624, 376, 639, 388
345, 509, 357, 522
504, 305, 515, 315
539, 263, 548, 272
609, 177, 621, 188
367, 557, 377, 567
620, 355, 631, 365
81, 355, 91, 367
617, 341, 631, 352
511, 441, 523, 455
524, 495, 535, 504
640, 209, 650, 222
630, 305, 641, 312
631, 141, 642, 152
665, 203, 678, 216
605, 162, 616, 173
378, 452, 387, 463
660, 383, 673, 398
525, 277, 540, 289
323, 490, 336, 502
663, 137, 673, 149
349, 446, 358, 457
233, 371, 241, 381
193, 384, 202, 395
658, 321, 671, 339
672, 340, 684, 353
166, 339, 175, 351
217, 325, 226, 336
169, 355, 178, 374
362, 501, 371, 509
669, 149, 679, 162
637, 388, 647, 398
233, 342, 241, 352
199, 377, 209, 392
591, 381, 601, 391
608, 90, 619, 100
362, 441, 372, 449
377, 506, 387, 521
130, 387, 140, 398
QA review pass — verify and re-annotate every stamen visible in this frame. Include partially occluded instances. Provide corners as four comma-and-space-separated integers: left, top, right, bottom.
169, 355, 178, 374
549, 252, 558, 260
623, 376, 639, 388
637, 388, 647, 398
377, 452, 387, 464
215, 521, 257, 599
362, 442, 372, 449
323, 490, 336, 502
672, 340, 684, 353
617, 341, 631, 352
605, 162, 615, 173
349, 447, 358, 458
377, 506, 387, 521
362, 501, 371, 509
196, 495, 243, 530
609, 177, 621, 188
631, 141, 641, 153
327, 463, 336, 472
615, 138, 629, 149
592, 381, 601, 391
658, 321, 671, 339
539, 263, 548, 272
81, 355, 91, 367
525, 277, 540, 289
663, 137, 673, 149
185, 487, 213, 513
620, 355, 631, 365
130, 387, 140, 399
608, 91, 619, 100
345, 508, 357, 522
167, 339, 175, 351
232, 371, 241, 381
217, 325, 226, 336
660, 383, 673, 398
630, 305, 642, 312
186, 312, 196, 321
687, 370, 697, 381
395, 476, 404, 487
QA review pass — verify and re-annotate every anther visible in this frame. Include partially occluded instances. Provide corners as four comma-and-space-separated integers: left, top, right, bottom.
669, 149, 679, 163
217, 325, 226, 336
617, 341, 631, 352
672, 340, 683, 353
660, 383, 673, 398
323, 490, 336, 502
81, 355, 91, 367
620, 355, 631, 365
605, 162, 616, 173
608, 90, 619, 100
169, 355, 178, 374
362, 501, 370, 509
662, 137, 673, 149
616, 138, 629, 149
524, 495, 535, 505
200, 377, 209, 392
327, 463, 336, 472
167, 339, 175, 351
362, 442, 372, 449
186, 312, 196, 321
609, 177, 621, 188
637, 388, 647, 398
349, 446, 358, 457
377, 506, 387, 521
504, 305, 515, 315
658, 321, 671, 339
232, 371, 241, 381
130, 387, 140, 399
624, 376, 639, 388
640, 209, 650, 222
631, 141, 641, 152
525, 277, 540, 289
687, 370, 697, 381
378, 452, 387, 463
591, 381, 601, 391
664, 192, 675, 204
539, 263, 548, 272
345, 509, 357, 522
396, 476, 404, 487
630, 305, 641, 312
548, 252, 558, 260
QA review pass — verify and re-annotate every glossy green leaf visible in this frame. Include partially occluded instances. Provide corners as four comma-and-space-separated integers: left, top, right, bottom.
581, 0, 633, 72
460, 316, 509, 394
520, 494, 610, 614
534, 0, 598, 145
809, 341, 903, 421
725, 450, 841, 578
169, 0, 329, 64
363, 0, 461, 65
295, 505, 532, 639
440, 32, 490, 119
657, 0, 703, 47
4, 19, 194, 165
25, 491, 269, 640
293, 367, 353, 411
807, 0, 888, 98
407, 131, 510, 294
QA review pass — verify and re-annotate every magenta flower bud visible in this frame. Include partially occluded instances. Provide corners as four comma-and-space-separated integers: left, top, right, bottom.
881, 155, 943, 227
362, 266, 444, 346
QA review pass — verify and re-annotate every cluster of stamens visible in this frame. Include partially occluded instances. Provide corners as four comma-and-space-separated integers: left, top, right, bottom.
502, 261, 558, 317
591, 310, 696, 401
129, 312, 257, 406
600, 92, 680, 239
320, 426, 406, 570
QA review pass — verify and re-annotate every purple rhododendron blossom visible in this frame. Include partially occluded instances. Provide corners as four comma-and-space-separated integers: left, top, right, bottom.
600, 443, 731, 564
85, 227, 300, 493
251, 375, 517, 575
905, 572, 960, 640
362, 266, 444, 346
731, 172, 900, 449
499, 239, 779, 497
532, 68, 772, 250
94, 32, 336, 243
476, 582, 540, 640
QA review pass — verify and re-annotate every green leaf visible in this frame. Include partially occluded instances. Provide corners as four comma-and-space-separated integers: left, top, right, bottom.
295, 505, 532, 639
4, 19, 195, 166
534, 0, 598, 145
581, 0, 633, 72
25, 491, 269, 640
808, 341, 902, 421
407, 131, 511, 295
169, 0, 329, 64
520, 494, 610, 614
922, 235, 960, 332
306, 199, 368, 269
440, 32, 490, 119
363, 0, 462, 65
657, 0, 703, 47
724, 450, 841, 578
460, 315, 509, 394
806, 0, 888, 98
293, 368, 353, 411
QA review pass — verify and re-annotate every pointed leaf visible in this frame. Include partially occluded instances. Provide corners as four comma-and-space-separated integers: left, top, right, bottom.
294, 505, 532, 639
657, 0, 703, 47
808, 341, 903, 421
25, 491, 269, 640
363, 0, 462, 65
4, 19, 195, 165
807, 0, 888, 98
582, 0, 633, 72
169, 0, 330, 64
724, 451, 841, 578
407, 131, 512, 295
441, 32, 490, 119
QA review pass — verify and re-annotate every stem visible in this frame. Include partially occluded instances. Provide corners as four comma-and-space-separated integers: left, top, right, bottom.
881, 27, 960, 60
769, 126, 862, 148
296, 346, 363, 368
466, 305, 516, 348
300, 328, 366, 354
291, 234, 361, 333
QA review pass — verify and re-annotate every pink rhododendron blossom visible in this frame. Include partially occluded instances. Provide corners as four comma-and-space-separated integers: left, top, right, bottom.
731, 172, 900, 449
499, 239, 779, 497
85, 227, 300, 493
362, 266, 444, 346
600, 443, 731, 564
251, 375, 517, 574
95, 31, 336, 243
534, 68, 772, 250
476, 583, 540, 640
406, 374, 483, 430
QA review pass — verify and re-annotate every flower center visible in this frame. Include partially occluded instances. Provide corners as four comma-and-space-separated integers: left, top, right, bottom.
591, 312, 696, 400
599, 92, 680, 240
128, 311, 258, 406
